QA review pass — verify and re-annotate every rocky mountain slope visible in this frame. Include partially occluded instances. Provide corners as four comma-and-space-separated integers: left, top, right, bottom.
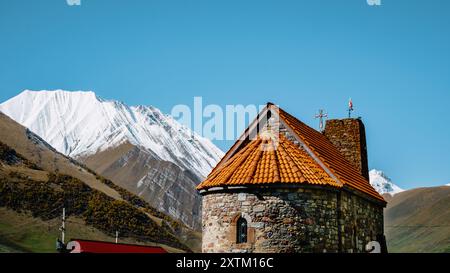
0, 110, 121, 200
0, 112, 198, 252
81, 142, 202, 228
0, 90, 224, 229
0, 90, 222, 177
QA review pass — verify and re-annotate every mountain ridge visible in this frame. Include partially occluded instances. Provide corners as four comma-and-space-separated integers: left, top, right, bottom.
0, 112, 196, 252
0, 90, 224, 229
0, 89, 224, 178
369, 169, 404, 196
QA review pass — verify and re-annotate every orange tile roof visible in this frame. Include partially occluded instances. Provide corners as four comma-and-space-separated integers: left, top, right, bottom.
197, 104, 386, 204
199, 133, 340, 188
278, 109, 384, 202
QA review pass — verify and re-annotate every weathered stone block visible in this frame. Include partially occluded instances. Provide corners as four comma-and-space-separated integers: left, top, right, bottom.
201, 187, 384, 253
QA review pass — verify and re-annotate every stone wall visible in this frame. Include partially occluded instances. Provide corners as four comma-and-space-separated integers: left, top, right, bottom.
324, 119, 369, 180
201, 186, 384, 253
339, 190, 385, 252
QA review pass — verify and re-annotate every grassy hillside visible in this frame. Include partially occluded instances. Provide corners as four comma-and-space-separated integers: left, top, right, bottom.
0, 208, 185, 253
80, 142, 203, 231
0, 164, 190, 248
0, 113, 200, 252
385, 186, 450, 253
0, 112, 121, 200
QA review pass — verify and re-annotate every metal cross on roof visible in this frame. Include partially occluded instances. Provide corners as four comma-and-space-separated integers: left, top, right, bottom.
315, 109, 328, 132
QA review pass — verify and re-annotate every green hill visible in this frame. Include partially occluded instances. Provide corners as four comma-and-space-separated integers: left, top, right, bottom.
0, 112, 198, 252
0, 208, 187, 253
385, 186, 450, 253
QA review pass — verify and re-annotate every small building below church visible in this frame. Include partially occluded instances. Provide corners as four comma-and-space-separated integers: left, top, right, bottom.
197, 103, 387, 253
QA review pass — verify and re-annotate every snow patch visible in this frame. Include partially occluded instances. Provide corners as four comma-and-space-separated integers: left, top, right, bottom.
369, 169, 404, 196
0, 90, 224, 178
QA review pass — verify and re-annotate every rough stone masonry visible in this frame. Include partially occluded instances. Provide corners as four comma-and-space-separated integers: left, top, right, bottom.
200, 113, 386, 253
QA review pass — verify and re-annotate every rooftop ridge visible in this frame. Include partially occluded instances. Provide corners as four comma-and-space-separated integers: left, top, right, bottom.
197, 105, 385, 204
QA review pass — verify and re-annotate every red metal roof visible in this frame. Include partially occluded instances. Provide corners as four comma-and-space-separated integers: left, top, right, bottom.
67, 239, 167, 253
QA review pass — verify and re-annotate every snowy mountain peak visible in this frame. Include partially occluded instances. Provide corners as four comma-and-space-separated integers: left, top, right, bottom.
0, 90, 224, 178
369, 169, 404, 196
22, 89, 99, 101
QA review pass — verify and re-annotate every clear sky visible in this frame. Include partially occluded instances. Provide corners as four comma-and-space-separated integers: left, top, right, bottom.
0, 0, 449, 189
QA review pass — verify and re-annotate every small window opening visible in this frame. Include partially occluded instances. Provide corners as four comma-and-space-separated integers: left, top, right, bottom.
236, 217, 248, 244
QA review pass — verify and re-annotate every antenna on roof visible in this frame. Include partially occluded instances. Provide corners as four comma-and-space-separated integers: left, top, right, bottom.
56, 207, 66, 253
315, 109, 328, 132
348, 98, 354, 118
60, 207, 65, 244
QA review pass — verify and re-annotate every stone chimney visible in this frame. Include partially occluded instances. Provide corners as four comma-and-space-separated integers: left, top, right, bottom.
324, 118, 369, 181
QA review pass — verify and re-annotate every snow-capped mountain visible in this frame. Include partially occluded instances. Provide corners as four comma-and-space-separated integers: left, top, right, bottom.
0, 90, 223, 178
0, 90, 225, 229
369, 169, 404, 196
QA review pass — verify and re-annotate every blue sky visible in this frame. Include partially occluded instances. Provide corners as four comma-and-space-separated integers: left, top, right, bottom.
0, 0, 449, 189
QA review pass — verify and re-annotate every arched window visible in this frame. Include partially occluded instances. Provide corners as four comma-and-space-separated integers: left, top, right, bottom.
236, 217, 248, 244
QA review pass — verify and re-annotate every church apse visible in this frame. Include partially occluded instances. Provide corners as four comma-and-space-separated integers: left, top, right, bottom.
197, 103, 386, 253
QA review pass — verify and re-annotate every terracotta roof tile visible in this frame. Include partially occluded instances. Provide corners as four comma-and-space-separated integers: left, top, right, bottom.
197, 105, 385, 204
198, 133, 340, 189
278, 108, 384, 202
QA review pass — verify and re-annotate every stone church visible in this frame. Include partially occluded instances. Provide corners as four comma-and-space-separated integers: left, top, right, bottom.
197, 103, 387, 253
